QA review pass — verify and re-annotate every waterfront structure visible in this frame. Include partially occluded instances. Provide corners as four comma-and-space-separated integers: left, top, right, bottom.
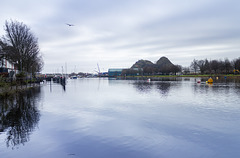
0, 51, 18, 77
108, 68, 124, 77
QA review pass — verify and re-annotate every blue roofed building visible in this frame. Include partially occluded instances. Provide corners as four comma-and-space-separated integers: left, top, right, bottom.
108, 69, 124, 77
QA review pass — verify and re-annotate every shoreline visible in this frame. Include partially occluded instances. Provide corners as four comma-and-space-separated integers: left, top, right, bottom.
0, 83, 40, 97
116, 74, 240, 81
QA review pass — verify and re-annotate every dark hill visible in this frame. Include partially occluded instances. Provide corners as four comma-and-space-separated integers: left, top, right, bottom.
156, 56, 174, 67
156, 57, 177, 73
131, 59, 156, 74
131, 59, 154, 69
130, 56, 180, 75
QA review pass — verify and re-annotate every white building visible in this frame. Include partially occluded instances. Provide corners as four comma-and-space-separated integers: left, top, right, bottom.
0, 51, 18, 77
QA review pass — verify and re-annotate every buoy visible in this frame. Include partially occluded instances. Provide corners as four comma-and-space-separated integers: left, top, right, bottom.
147, 78, 151, 82
197, 80, 201, 83
207, 77, 213, 83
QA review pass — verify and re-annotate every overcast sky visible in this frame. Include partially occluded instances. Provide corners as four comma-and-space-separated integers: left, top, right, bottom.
1, 0, 240, 73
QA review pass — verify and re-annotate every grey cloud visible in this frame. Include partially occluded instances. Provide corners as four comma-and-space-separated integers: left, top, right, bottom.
1, 0, 240, 73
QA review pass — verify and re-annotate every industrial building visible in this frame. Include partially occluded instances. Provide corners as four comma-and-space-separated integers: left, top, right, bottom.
108, 69, 124, 77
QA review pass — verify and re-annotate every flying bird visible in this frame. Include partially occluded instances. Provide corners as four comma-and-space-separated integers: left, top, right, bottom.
66, 23, 74, 26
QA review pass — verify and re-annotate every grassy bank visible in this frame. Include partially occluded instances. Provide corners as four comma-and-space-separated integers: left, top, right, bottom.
0, 78, 40, 97
116, 74, 240, 81
0, 85, 40, 97
119, 74, 240, 78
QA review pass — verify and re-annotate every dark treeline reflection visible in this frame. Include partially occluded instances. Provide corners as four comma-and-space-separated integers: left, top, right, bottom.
151, 77, 182, 82
0, 88, 41, 149
193, 82, 240, 95
156, 82, 171, 95
133, 82, 153, 93
133, 81, 172, 96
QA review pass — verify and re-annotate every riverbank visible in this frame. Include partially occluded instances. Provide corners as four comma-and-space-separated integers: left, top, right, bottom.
0, 83, 41, 97
117, 74, 240, 81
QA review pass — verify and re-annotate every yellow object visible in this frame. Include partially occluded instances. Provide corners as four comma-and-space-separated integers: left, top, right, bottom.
207, 77, 213, 83
234, 69, 239, 73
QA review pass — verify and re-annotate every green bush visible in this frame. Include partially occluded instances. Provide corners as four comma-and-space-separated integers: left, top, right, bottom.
16, 72, 26, 78
0, 76, 6, 87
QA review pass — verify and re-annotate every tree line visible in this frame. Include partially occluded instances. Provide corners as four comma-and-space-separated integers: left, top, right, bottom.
190, 58, 240, 74
0, 20, 43, 77
122, 56, 240, 77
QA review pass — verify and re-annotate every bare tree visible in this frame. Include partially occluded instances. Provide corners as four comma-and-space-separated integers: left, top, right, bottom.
232, 58, 240, 73
0, 42, 5, 67
190, 59, 198, 74
210, 60, 219, 74
182, 67, 190, 74
1, 20, 43, 74
197, 60, 205, 74
223, 58, 232, 74
204, 59, 211, 74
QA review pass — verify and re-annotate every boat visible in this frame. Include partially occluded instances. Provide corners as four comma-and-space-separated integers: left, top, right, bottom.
71, 76, 77, 79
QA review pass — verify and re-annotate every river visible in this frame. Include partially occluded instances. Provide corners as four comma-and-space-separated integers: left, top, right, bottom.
0, 77, 240, 158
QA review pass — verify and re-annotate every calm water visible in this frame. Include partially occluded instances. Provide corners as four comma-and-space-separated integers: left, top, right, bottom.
1, 78, 240, 158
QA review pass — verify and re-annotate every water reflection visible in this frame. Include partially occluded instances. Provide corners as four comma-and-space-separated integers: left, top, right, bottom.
193, 82, 240, 94
132, 77, 240, 97
155, 82, 171, 96
150, 77, 182, 82
133, 81, 152, 93
133, 81, 173, 96
0, 88, 41, 149
62, 84, 66, 91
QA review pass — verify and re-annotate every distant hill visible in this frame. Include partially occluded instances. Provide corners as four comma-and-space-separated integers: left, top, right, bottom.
131, 59, 154, 69
131, 59, 156, 74
130, 56, 180, 75
156, 57, 176, 73
156, 56, 174, 67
